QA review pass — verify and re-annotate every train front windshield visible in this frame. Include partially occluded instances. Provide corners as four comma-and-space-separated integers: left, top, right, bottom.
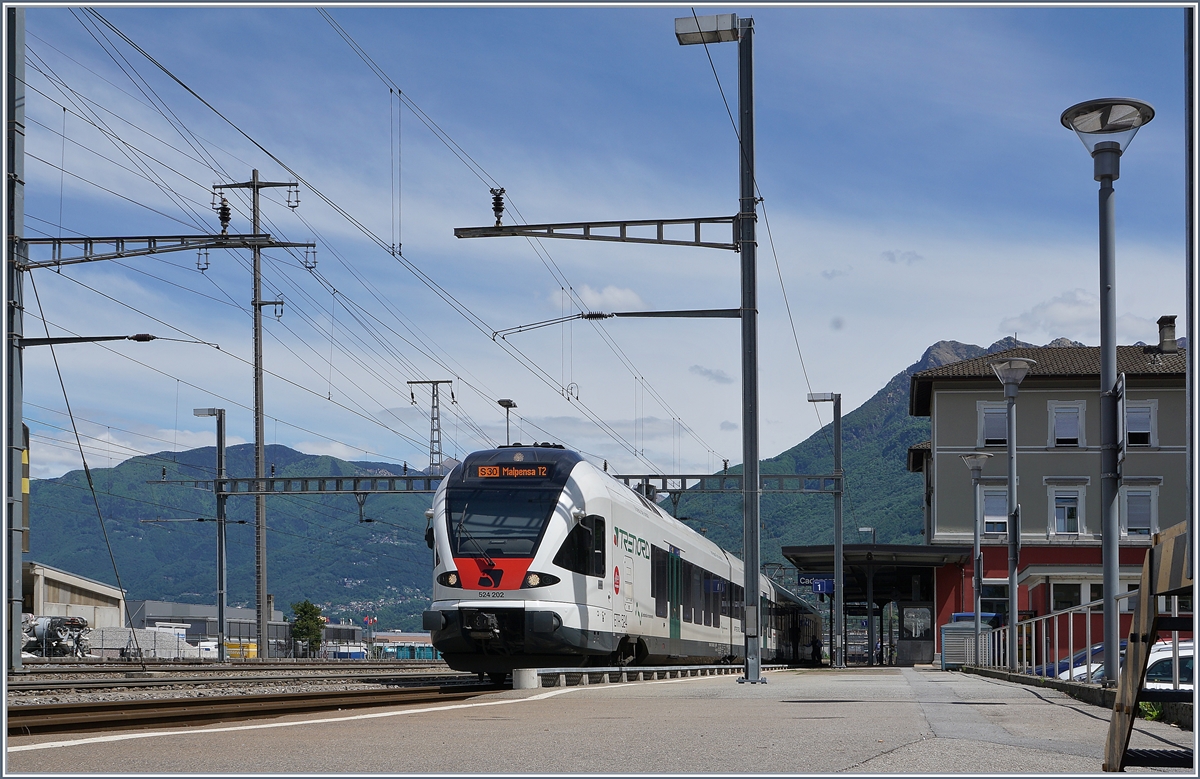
445, 487, 560, 558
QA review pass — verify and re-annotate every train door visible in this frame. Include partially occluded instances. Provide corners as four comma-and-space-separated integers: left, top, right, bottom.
667, 550, 682, 656
619, 555, 635, 615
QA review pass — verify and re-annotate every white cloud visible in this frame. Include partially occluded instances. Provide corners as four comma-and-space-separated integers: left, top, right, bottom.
880, 250, 924, 265
998, 289, 1159, 345
689, 365, 733, 385
576, 284, 645, 312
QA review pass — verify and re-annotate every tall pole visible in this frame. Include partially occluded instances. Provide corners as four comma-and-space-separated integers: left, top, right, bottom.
960, 456, 990, 667
215, 170, 291, 660
736, 16, 763, 684
832, 394, 844, 668
1005, 385, 1019, 670
252, 169, 269, 660
1095, 140, 1121, 686
215, 409, 227, 663
972, 471, 982, 665
6, 6, 26, 673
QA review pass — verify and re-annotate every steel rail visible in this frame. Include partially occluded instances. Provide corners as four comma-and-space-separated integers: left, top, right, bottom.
7, 671, 472, 691
12, 660, 446, 674
7, 683, 495, 735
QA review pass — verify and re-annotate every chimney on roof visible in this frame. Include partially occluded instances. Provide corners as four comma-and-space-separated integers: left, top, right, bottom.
1158, 315, 1178, 354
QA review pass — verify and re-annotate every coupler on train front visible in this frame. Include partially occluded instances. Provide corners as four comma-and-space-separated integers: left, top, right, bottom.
424, 606, 619, 674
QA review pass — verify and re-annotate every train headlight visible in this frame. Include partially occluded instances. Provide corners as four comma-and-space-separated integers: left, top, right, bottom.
523, 572, 559, 588
436, 571, 462, 588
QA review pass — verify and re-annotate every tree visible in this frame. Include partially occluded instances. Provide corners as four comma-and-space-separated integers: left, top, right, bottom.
291, 600, 324, 655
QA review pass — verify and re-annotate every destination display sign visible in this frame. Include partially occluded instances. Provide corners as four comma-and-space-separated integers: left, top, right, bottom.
476, 464, 551, 479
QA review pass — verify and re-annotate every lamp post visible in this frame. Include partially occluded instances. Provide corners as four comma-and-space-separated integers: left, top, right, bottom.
807, 392, 843, 667
194, 408, 227, 663
858, 526, 876, 664
1061, 97, 1154, 687
990, 357, 1035, 670
676, 12, 763, 684
960, 452, 993, 667
497, 399, 517, 446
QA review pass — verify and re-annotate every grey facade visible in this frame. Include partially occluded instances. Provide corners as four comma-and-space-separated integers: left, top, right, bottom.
909, 342, 1186, 550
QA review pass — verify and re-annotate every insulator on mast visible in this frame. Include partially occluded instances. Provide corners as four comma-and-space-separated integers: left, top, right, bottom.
216, 195, 231, 235
490, 187, 505, 227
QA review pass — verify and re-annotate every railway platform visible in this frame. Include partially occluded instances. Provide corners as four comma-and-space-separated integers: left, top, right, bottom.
6, 665, 1193, 774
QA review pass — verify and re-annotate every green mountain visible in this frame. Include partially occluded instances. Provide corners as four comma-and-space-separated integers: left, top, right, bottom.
28, 337, 1064, 630
28, 444, 436, 631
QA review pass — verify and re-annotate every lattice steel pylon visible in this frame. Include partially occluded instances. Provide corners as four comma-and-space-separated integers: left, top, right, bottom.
408, 380, 454, 476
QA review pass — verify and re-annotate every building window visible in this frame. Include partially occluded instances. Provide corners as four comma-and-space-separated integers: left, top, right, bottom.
1052, 583, 1082, 612
1047, 486, 1087, 536
1121, 487, 1157, 536
982, 489, 1007, 534
1055, 492, 1079, 534
1125, 401, 1157, 448
980, 583, 1009, 625
1048, 401, 1085, 447
979, 402, 1007, 447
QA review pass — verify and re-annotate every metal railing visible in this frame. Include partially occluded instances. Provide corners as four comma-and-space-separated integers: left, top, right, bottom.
981, 593, 1191, 689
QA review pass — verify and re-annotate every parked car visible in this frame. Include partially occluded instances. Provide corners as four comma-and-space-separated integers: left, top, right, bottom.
1028, 640, 1126, 679
1143, 642, 1193, 690
1070, 641, 1191, 687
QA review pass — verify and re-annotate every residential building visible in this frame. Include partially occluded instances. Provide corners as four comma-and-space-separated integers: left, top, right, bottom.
907, 319, 1187, 653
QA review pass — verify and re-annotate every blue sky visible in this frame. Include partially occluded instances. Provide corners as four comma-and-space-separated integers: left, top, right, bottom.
17, 4, 1190, 480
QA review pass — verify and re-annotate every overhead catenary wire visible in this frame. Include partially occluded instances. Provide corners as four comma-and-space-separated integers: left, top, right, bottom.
27, 273, 145, 666
33, 10, 691, 475
686, 6, 862, 534
315, 9, 720, 470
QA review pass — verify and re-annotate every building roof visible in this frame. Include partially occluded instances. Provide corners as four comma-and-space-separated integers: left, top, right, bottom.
910, 345, 1186, 416
907, 441, 931, 473
23, 560, 125, 596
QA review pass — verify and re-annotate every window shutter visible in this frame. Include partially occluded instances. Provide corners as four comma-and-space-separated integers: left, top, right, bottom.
983, 408, 1007, 445
1055, 407, 1079, 445
1127, 492, 1152, 534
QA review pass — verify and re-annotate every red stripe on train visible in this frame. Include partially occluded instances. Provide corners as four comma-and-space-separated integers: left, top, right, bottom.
453, 557, 532, 590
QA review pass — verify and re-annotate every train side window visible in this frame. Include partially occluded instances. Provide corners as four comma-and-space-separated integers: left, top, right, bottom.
682, 561, 694, 623
652, 546, 668, 619
553, 515, 605, 577
701, 570, 712, 627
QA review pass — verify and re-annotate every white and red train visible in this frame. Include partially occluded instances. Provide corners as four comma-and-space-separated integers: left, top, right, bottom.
422, 444, 821, 679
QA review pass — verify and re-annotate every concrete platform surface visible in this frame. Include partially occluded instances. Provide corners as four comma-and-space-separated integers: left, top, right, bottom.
6, 666, 1194, 774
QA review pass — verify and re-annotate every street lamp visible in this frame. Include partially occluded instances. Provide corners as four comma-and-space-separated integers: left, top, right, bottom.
857, 526, 877, 664
1061, 97, 1154, 687
990, 356, 1035, 670
497, 399, 517, 446
676, 11, 764, 685
807, 392, 843, 668
960, 452, 993, 668
193, 407, 227, 663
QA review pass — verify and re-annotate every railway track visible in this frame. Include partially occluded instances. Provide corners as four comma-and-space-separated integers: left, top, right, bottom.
8, 670, 473, 691
14, 660, 446, 674
7, 682, 498, 735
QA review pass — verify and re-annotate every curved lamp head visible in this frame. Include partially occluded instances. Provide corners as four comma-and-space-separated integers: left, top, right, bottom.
1061, 98, 1154, 155
989, 357, 1036, 388
960, 452, 993, 472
